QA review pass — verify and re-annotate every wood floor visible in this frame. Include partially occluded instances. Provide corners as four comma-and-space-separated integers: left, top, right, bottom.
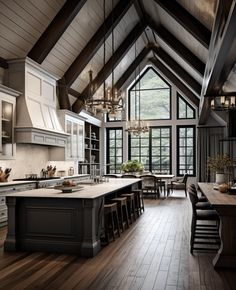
0, 191, 236, 290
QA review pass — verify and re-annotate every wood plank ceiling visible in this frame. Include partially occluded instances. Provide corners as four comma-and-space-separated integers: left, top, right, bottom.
0, 0, 235, 121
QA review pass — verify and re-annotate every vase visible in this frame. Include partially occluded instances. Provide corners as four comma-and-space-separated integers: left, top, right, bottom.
215, 173, 227, 184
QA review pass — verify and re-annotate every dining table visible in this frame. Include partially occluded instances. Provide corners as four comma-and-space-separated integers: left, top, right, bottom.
198, 182, 236, 268
106, 173, 175, 197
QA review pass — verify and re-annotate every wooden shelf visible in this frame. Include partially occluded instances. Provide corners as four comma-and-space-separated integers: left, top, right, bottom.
79, 122, 100, 174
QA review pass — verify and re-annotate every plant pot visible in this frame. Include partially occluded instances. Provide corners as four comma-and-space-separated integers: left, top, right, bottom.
215, 173, 227, 184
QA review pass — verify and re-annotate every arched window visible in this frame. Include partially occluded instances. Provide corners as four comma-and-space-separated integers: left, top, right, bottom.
129, 67, 171, 121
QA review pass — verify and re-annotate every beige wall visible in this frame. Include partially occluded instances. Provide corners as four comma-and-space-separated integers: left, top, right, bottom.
1, 144, 77, 181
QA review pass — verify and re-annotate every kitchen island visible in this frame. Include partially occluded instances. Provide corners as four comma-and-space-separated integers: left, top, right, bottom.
4, 178, 140, 257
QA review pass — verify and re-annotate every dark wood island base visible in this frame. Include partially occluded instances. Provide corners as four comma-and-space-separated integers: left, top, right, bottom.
4, 179, 140, 257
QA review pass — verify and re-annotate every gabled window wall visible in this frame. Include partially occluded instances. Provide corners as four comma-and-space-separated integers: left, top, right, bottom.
105, 65, 198, 177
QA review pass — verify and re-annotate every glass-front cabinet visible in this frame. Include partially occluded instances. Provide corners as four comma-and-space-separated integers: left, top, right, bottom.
66, 118, 84, 160
53, 110, 85, 161
0, 85, 19, 159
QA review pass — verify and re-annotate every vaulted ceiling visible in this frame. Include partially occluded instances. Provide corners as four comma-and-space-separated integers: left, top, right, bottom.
0, 0, 236, 123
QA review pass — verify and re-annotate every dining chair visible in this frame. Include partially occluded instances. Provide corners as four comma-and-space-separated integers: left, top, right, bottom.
188, 184, 220, 254
121, 174, 137, 178
167, 173, 188, 197
140, 175, 159, 199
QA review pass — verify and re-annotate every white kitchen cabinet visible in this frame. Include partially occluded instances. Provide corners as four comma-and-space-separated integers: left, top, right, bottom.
0, 181, 36, 227
0, 85, 20, 159
50, 110, 85, 161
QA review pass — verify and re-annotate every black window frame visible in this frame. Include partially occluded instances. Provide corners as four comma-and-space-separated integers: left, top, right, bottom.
128, 67, 172, 121
128, 126, 172, 173
106, 127, 123, 173
177, 125, 196, 177
177, 93, 196, 120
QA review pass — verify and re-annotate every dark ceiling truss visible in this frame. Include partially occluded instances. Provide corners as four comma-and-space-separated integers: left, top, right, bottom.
199, 0, 236, 123
152, 46, 202, 96
150, 57, 199, 107
148, 20, 205, 77
154, 0, 211, 49
115, 46, 150, 90
72, 22, 146, 113
28, 0, 88, 64
63, 0, 134, 88
134, 0, 150, 42
0, 57, 8, 69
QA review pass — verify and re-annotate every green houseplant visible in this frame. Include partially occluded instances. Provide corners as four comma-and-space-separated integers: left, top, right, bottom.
121, 160, 144, 173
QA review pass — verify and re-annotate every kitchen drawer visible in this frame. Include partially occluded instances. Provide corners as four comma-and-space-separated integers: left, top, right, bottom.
14, 183, 36, 192
0, 196, 5, 205
0, 206, 7, 223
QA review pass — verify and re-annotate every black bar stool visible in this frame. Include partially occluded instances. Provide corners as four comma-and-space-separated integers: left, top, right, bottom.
111, 197, 129, 232
188, 184, 220, 254
104, 203, 120, 242
121, 192, 136, 223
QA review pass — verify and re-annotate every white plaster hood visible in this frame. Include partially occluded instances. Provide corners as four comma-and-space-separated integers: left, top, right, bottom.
5, 58, 68, 147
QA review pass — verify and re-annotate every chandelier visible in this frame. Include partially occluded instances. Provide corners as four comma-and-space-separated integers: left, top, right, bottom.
84, 0, 123, 116
125, 41, 149, 136
210, 95, 236, 111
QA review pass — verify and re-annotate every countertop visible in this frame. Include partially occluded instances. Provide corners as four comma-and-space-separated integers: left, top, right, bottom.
6, 179, 141, 199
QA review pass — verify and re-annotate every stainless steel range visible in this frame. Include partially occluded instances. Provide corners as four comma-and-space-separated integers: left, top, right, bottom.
13, 177, 62, 188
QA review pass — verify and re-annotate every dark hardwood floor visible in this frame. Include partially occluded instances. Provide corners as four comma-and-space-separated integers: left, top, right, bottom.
0, 191, 236, 289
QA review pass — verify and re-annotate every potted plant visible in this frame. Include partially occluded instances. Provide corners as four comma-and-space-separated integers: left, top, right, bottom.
207, 154, 236, 184
121, 160, 144, 174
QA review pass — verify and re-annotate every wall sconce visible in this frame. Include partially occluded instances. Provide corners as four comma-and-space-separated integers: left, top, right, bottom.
210, 95, 236, 111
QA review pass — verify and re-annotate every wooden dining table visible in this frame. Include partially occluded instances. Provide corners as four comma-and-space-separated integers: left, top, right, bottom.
106, 173, 174, 197
198, 182, 236, 268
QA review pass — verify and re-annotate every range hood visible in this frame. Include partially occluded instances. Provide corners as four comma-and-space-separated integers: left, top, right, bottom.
5, 58, 68, 146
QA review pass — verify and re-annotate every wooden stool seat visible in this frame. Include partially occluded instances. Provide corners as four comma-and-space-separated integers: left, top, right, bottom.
121, 193, 136, 223
111, 197, 129, 231
104, 203, 120, 242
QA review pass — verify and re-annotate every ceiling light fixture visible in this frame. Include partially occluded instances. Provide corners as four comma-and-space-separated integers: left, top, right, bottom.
210, 95, 236, 111
125, 41, 149, 136
84, 0, 123, 116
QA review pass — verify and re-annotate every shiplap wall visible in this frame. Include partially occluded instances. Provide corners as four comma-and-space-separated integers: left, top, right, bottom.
0, 0, 66, 59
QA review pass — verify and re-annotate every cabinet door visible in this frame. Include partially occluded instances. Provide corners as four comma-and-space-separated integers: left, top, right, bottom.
66, 120, 72, 158
78, 123, 84, 160
1, 100, 14, 158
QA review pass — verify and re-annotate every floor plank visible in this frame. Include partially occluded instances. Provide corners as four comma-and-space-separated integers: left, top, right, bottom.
0, 191, 235, 289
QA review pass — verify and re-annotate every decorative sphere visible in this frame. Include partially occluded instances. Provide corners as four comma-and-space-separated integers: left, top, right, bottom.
218, 183, 228, 193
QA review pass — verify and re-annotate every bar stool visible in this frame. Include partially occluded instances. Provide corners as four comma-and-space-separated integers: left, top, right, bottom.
188, 185, 220, 254
104, 203, 120, 242
132, 189, 145, 214
121, 192, 136, 223
111, 197, 129, 232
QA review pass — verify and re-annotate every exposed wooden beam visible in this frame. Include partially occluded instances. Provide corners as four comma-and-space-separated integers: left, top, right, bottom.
64, 0, 134, 88
152, 46, 202, 95
0, 57, 8, 69
68, 88, 83, 100
148, 21, 205, 76
199, 1, 236, 123
72, 22, 146, 113
28, 0, 87, 63
154, 0, 211, 48
150, 57, 199, 107
57, 77, 71, 110
115, 47, 150, 90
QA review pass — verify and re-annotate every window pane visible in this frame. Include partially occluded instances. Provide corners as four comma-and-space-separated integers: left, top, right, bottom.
177, 126, 195, 176
107, 128, 123, 173
178, 93, 195, 119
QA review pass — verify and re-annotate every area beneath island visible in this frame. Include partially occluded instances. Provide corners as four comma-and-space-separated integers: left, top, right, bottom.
4, 179, 141, 257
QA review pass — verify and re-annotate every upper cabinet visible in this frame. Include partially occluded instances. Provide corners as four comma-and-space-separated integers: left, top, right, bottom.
50, 110, 85, 161
0, 85, 20, 159
5, 58, 68, 147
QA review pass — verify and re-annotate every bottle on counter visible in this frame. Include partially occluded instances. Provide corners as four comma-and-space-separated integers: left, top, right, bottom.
68, 167, 74, 176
